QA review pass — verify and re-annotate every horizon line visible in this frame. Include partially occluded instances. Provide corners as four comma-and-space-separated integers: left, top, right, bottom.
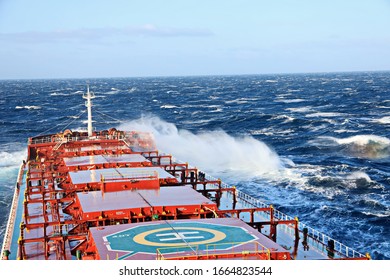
1, 69, 389, 81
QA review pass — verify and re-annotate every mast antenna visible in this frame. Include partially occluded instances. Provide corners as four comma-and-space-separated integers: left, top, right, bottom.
83, 83, 95, 137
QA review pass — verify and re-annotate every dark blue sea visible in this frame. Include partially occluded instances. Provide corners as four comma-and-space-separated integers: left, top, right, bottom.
0, 72, 389, 259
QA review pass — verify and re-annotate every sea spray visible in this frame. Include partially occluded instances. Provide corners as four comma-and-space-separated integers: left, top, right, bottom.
119, 116, 283, 179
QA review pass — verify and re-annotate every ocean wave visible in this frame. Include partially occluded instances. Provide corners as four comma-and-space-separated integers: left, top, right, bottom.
312, 135, 390, 159
160, 105, 178, 109
250, 129, 274, 136
334, 129, 359, 134
361, 211, 390, 218
270, 114, 295, 122
50, 92, 69, 96
128, 87, 137, 93
15, 105, 41, 110
345, 171, 372, 182
276, 98, 306, 103
305, 112, 347, 118
225, 98, 249, 104
335, 135, 390, 146
373, 116, 390, 124
286, 106, 313, 113
103, 90, 120, 95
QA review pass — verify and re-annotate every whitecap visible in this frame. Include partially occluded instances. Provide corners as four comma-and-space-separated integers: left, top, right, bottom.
50, 92, 69, 96
336, 135, 390, 146
334, 129, 358, 134
160, 105, 178, 109
103, 90, 120, 95
271, 114, 295, 122
225, 98, 249, 104
15, 105, 41, 110
250, 129, 274, 136
372, 116, 390, 124
286, 89, 302, 93
361, 211, 390, 218
305, 112, 346, 118
276, 99, 306, 103
313, 135, 390, 159
286, 106, 313, 113
345, 171, 372, 183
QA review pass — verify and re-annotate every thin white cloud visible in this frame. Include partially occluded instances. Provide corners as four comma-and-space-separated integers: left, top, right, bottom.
0, 24, 214, 44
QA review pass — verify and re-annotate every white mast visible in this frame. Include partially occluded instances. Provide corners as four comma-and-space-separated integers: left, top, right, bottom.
83, 84, 95, 137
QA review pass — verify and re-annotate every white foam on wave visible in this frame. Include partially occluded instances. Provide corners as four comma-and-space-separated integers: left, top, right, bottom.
271, 114, 295, 123
50, 92, 69, 96
373, 116, 390, 124
286, 106, 312, 113
334, 129, 358, 134
345, 171, 372, 182
361, 211, 390, 218
0, 150, 26, 185
312, 135, 390, 159
15, 105, 41, 110
276, 98, 306, 103
128, 87, 137, 93
225, 98, 249, 104
118, 116, 283, 179
103, 90, 120, 95
335, 135, 390, 146
0, 150, 26, 168
305, 112, 346, 118
160, 105, 178, 109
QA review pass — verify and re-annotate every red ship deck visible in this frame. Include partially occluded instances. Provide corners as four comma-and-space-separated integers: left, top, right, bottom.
64, 154, 151, 168
69, 167, 176, 185
76, 186, 217, 221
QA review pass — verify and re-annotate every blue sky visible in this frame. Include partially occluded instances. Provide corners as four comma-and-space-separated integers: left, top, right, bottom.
0, 0, 389, 79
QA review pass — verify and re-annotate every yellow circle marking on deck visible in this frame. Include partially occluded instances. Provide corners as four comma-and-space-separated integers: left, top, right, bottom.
133, 227, 226, 247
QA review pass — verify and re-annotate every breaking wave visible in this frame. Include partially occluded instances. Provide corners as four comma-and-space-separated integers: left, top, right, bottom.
0, 150, 26, 168
311, 135, 390, 159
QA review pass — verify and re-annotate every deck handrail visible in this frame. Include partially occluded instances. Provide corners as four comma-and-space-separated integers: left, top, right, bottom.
1, 162, 25, 259
156, 241, 271, 260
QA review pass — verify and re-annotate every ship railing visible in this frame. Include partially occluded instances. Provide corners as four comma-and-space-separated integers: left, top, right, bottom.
1, 161, 25, 258
168, 154, 366, 259
236, 189, 366, 258
29, 131, 156, 150
295, 223, 364, 259
156, 241, 271, 260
